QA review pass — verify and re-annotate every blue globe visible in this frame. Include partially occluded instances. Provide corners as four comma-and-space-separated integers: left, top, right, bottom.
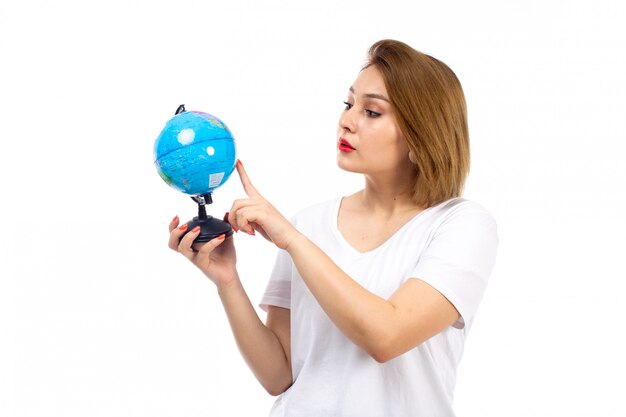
154, 110, 237, 196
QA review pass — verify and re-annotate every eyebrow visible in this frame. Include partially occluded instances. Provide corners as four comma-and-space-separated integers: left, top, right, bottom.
349, 86, 390, 102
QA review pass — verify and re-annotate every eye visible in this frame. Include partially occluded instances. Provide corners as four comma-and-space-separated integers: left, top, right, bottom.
343, 101, 353, 110
365, 109, 381, 118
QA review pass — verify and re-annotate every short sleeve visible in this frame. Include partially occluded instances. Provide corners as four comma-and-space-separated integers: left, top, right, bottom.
259, 248, 292, 312
411, 203, 498, 329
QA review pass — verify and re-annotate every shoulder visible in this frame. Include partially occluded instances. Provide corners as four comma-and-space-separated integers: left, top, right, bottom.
431, 198, 497, 229
424, 198, 499, 246
421, 198, 498, 249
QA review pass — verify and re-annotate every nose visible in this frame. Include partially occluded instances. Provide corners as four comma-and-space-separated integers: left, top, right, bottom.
339, 106, 356, 134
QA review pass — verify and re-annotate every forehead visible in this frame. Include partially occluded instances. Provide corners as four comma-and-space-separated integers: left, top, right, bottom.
350, 65, 388, 97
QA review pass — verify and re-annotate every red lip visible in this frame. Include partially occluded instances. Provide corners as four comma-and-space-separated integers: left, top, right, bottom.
338, 138, 356, 152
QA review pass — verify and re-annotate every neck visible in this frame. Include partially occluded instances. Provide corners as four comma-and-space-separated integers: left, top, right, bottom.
359, 169, 420, 215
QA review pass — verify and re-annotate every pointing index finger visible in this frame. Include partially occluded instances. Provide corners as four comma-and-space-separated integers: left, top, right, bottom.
236, 160, 261, 197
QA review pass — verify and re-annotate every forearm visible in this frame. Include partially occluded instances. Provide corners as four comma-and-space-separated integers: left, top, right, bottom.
285, 233, 396, 359
217, 276, 292, 395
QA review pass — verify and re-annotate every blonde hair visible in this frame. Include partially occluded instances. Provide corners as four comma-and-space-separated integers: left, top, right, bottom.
365, 39, 470, 207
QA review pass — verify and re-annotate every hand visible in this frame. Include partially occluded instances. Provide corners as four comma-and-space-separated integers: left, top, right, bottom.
168, 216, 238, 288
228, 160, 301, 250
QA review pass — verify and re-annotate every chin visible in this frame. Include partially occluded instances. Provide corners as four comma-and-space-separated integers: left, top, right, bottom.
336, 157, 362, 174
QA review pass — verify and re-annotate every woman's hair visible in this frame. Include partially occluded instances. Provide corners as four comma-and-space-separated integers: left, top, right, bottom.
365, 39, 470, 207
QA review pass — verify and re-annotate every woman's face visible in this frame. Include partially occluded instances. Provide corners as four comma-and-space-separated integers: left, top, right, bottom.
336, 65, 410, 176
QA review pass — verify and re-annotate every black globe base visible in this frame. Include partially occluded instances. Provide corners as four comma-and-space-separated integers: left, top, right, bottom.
179, 192, 233, 249
185, 215, 234, 243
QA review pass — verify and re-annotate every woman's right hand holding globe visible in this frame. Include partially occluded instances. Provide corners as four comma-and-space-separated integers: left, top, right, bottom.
168, 216, 238, 288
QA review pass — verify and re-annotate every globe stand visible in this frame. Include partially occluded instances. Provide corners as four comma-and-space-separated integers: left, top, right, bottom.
183, 193, 234, 245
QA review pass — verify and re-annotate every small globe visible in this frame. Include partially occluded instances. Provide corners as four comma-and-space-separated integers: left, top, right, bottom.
154, 110, 236, 196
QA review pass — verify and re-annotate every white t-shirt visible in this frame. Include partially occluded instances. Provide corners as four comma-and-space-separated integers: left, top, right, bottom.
260, 197, 498, 417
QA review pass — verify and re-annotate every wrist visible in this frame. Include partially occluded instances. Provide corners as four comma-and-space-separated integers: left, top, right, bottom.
215, 271, 242, 295
284, 230, 308, 254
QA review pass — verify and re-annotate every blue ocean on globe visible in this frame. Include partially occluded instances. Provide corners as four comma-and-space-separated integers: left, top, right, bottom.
154, 111, 237, 195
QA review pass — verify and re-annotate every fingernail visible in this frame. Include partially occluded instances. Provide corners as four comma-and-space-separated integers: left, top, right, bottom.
223, 212, 229, 222
248, 229, 256, 236
178, 223, 188, 231
237, 159, 243, 167
191, 226, 201, 233
232, 225, 239, 233
217, 234, 226, 240
172, 215, 179, 223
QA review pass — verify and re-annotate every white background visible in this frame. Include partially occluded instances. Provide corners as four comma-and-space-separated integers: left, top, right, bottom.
1, 1, 625, 416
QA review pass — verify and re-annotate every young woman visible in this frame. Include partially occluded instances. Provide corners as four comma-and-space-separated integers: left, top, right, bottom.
168, 39, 498, 416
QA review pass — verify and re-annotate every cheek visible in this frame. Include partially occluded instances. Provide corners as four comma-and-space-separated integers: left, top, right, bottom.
362, 136, 406, 166
395, 136, 410, 157
378, 124, 406, 152
390, 123, 408, 152
379, 131, 409, 164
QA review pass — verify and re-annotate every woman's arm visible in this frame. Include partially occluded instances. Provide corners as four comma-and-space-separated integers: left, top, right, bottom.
217, 279, 292, 395
285, 233, 459, 363
229, 162, 459, 363
168, 219, 292, 395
